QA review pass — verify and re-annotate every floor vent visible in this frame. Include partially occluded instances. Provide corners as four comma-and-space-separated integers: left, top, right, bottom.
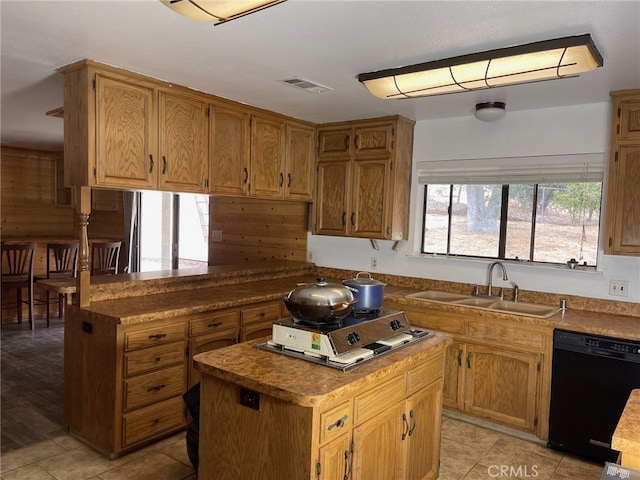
282, 76, 333, 93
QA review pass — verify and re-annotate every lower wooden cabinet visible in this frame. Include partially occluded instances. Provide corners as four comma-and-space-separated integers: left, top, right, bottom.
387, 301, 551, 439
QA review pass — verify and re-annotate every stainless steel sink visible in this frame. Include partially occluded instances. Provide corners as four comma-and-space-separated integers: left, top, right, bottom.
405, 290, 560, 319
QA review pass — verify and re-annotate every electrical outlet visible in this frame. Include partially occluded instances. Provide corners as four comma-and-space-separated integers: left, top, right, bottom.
307, 251, 314, 262
371, 257, 378, 270
609, 280, 629, 297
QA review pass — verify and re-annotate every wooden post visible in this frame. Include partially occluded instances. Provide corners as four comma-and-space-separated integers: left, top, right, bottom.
76, 186, 91, 307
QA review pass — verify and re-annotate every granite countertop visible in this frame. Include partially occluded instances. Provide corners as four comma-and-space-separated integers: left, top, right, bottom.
384, 286, 640, 341
193, 331, 452, 408
612, 389, 640, 462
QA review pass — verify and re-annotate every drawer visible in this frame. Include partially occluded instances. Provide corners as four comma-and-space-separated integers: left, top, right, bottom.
467, 321, 547, 351
319, 401, 352, 445
239, 319, 274, 342
354, 374, 405, 425
124, 341, 185, 377
400, 308, 466, 335
241, 301, 282, 325
406, 355, 444, 396
190, 310, 239, 337
124, 322, 185, 351
123, 364, 185, 411
122, 396, 185, 447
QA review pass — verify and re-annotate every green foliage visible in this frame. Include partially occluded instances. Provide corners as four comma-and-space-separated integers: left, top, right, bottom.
554, 183, 602, 225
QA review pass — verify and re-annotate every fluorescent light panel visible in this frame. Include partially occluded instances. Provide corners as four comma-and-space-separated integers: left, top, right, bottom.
358, 34, 603, 99
160, 0, 286, 25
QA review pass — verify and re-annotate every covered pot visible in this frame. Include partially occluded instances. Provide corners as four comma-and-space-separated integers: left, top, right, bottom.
283, 277, 357, 324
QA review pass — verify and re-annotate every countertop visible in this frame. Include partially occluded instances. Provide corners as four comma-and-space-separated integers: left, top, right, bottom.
612, 389, 640, 468
384, 286, 640, 341
193, 331, 452, 408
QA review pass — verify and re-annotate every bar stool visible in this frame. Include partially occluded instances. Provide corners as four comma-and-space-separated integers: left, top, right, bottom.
1, 242, 37, 329
91, 241, 122, 276
36, 242, 79, 325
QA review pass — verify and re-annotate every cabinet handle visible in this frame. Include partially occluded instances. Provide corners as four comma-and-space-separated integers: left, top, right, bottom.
149, 155, 154, 173
148, 333, 167, 340
408, 410, 417, 436
354, 135, 359, 149
350, 212, 355, 226
467, 351, 473, 369
154, 356, 162, 363
345, 135, 350, 150
208, 321, 223, 328
343, 449, 352, 480
401, 412, 409, 440
341, 212, 346, 226
147, 384, 166, 393
279, 172, 284, 187
457, 349, 463, 367
243, 167, 249, 184
327, 415, 348, 431
162, 156, 167, 174
287, 173, 291, 187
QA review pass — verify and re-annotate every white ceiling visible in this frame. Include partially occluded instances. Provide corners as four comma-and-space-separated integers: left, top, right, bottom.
1, 0, 639, 151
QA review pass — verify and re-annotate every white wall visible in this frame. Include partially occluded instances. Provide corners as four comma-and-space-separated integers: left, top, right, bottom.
308, 102, 640, 304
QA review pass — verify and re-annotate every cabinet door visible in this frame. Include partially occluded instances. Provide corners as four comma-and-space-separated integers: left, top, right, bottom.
158, 91, 209, 193
189, 328, 237, 387
239, 319, 274, 342
351, 159, 389, 238
318, 128, 351, 158
404, 379, 443, 480
351, 402, 405, 480
608, 146, 640, 254
317, 435, 352, 480
210, 104, 250, 196
284, 123, 315, 201
314, 161, 350, 236
95, 74, 156, 188
250, 114, 285, 197
443, 341, 465, 411
618, 99, 640, 141
353, 125, 393, 157
464, 343, 539, 432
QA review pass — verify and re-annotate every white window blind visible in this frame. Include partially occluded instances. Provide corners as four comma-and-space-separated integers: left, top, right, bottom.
416, 153, 606, 185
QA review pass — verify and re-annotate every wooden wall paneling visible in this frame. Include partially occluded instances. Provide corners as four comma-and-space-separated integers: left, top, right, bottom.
209, 196, 308, 265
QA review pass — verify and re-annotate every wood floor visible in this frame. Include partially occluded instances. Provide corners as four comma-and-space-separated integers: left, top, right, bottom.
1, 319, 66, 453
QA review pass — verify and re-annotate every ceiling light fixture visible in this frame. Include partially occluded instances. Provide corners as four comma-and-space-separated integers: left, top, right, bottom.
474, 102, 506, 122
358, 34, 603, 100
159, 0, 287, 25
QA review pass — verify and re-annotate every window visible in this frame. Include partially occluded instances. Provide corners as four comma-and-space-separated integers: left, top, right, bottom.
417, 154, 605, 266
138, 191, 209, 272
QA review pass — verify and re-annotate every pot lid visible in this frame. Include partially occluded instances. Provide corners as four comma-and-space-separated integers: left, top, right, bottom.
285, 277, 356, 307
343, 272, 385, 286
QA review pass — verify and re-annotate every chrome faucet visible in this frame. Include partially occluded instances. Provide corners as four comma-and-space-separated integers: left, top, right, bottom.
487, 261, 508, 299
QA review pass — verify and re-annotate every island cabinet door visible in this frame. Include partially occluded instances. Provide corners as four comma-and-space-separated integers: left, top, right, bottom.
403, 379, 443, 480
351, 402, 406, 480
317, 434, 351, 480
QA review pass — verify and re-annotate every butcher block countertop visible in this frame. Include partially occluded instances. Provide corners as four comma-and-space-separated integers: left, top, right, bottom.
193, 331, 452, 408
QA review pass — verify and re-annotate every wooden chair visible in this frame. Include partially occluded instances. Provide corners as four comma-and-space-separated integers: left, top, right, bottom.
36, 242, 79, 325
1, 242, 37, 329
91, 241, 122, 276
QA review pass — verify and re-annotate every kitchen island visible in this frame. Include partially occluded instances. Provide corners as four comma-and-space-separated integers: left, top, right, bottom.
193, 331, 452, 480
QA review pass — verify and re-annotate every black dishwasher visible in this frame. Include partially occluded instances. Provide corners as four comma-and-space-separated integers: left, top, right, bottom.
548, 329, 640, 463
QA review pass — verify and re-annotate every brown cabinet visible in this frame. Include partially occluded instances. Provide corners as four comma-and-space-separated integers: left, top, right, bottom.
250, 114, 286, 197
196, 336, 447, 480
314, 116, 414, 240
605, 90, 640, 255
61, 61, 209, 193
388, 301, 551, 439
239, 299, 287, 342
284, 122, 315, 201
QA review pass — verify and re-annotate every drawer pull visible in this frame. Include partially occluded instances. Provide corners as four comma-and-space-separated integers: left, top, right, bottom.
153, 418, 160, 425
148, 333, 167, 340
147, 384, 167, 393
155, 357, 162, 362
327, 415, 348, 431
207, 321, 223, 328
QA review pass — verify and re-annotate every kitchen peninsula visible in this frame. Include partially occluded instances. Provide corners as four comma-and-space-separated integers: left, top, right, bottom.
193, 331, 451, 480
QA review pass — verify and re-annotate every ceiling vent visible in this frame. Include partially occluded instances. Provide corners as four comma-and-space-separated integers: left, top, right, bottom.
282, 76, 333, 94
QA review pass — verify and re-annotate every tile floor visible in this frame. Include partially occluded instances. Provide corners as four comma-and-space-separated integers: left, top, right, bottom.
1, 320, 605, 479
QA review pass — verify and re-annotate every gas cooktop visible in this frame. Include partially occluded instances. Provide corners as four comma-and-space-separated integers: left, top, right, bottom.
255, 310, 433, 371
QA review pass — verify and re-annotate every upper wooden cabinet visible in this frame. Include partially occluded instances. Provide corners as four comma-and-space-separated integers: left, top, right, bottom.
284, 122, 315, 201
314, 116, 414, 240
605, 90, 640, 255
250, 114, 285, 198
61, 61, 209, 193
